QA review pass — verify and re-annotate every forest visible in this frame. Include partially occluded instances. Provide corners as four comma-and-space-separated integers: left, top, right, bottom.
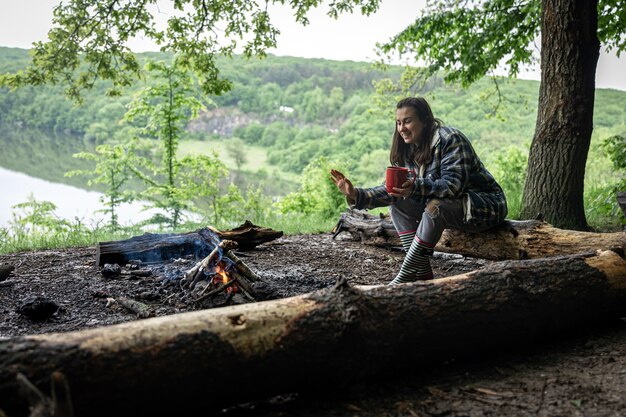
0, 46, 625, 252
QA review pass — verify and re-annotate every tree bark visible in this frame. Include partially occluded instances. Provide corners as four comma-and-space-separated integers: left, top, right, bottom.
520, 0, 600, 230
333, 209, 626, 260
95, 221, 283, 266
1, 250, 625, 417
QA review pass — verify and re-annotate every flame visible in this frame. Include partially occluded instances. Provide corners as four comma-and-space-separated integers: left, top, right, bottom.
212, 263, 236, 293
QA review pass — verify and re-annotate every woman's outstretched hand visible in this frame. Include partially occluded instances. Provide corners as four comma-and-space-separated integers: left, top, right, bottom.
330, 169, 357, 201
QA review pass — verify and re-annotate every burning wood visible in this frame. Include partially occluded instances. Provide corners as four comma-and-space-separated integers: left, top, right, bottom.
183, 240, 237, 286
182, 239, 258, 302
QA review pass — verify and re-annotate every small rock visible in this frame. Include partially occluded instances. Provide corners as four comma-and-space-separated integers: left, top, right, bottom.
127, 260, 143, 269
17, 296, 60, 321
91, 290, 110, 299
102, 263, 122, 278
0, 264, 15, 282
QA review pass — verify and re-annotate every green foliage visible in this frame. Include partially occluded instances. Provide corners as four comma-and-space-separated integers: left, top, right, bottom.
598, 0, 626, 51
225, 137, 248, 175
379, 1, 541, 87
0, 0, 385, 100
3, 196, 92, 251
0, 195, 143, 254
586, 135, 626, 227
65, 141, 145, 229
124, 58, 209, 228
242, 183, 274, 225
214, 184, 246, 226
491, 146, 529, 219
2, 49, 626, 235
277, 157, 348, 218
177, 152, 229, 224
602, 135, 626, 175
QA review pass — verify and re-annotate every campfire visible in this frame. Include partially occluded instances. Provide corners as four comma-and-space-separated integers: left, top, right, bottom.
181, 239, 257, 303
94, 224, 274, 315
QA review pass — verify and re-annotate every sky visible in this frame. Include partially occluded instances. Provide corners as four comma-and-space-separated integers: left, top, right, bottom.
0, 0, 624, 91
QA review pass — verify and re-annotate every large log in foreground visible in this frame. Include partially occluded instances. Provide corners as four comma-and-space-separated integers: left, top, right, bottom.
1, 250, 625, 416
333, 209, 626, 260
96, 221, 283, 266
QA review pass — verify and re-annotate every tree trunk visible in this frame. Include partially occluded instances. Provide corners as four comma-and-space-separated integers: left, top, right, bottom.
618, 192, 626, 218
520, 0, 600, 230
333, 209, 626, 260
1, 250, 625, 417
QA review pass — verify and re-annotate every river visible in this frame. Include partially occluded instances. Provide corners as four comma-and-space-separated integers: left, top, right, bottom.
0, 166, 152, 228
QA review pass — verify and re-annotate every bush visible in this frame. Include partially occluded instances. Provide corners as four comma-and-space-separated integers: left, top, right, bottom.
491, 146, 528, 219
276, 157, 349, 219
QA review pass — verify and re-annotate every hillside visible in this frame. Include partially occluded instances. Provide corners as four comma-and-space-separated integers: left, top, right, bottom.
1, 47, 625, 213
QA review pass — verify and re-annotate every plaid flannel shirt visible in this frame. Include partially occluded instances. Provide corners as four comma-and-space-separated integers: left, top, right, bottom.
352, 126, 508, 225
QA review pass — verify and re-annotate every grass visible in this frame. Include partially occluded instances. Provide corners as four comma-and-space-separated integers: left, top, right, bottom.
0, 226, 139, 255
178, 138, 301, 189
2, 183, 622, 256
0, 213, 340, 255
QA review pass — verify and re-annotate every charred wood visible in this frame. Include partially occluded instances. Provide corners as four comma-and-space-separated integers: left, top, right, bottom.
333, 209, 626, 260
96, 222, 282, 266
223, 249, 260, 282
183, 240, 237, 284
1, 250, 625, 417
192, 279, 238, 304
229, 269, 257, 300
214, 220, 283, 250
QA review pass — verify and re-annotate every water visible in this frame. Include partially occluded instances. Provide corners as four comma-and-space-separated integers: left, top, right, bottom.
0, 166, 153, 228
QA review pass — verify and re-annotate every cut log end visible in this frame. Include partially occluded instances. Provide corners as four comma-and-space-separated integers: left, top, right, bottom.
585, 250, 626, 290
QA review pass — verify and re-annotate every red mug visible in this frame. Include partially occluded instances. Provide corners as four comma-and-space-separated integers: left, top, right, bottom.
385, 167, 416, 193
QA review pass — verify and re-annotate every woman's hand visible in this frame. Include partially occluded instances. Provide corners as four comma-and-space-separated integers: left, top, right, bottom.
389, 181, 414, 199
330, 169, 357, 201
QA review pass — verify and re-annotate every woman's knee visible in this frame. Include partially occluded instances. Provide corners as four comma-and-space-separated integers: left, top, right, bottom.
424, 199, 441, 218
390, 199, 423, 218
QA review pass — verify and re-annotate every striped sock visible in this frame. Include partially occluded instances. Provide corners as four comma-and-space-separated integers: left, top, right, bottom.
398, 230, 416, 252
389, 236, 435, 285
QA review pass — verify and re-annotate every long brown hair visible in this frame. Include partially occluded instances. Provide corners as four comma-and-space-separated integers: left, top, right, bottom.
390, 97, 442, 167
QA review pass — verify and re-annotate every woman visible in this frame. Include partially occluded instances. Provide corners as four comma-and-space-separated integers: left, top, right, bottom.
331, 96, 507, 284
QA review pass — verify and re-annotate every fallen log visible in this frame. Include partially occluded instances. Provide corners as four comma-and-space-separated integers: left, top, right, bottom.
333, 208, 626, 260
1, 250, 625, 417
216, 220, 284, 250
95, 221, 283, 266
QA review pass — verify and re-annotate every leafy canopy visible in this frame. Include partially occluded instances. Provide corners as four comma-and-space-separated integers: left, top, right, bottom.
376, 0, 625, 91
0, 0, 380, 99
1, 0, 624, 100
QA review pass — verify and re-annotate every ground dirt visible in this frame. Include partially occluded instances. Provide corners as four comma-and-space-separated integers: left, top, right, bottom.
1, 232, 625, 417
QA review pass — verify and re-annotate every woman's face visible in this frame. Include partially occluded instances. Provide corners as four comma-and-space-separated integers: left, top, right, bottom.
396, 106, 425, 145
